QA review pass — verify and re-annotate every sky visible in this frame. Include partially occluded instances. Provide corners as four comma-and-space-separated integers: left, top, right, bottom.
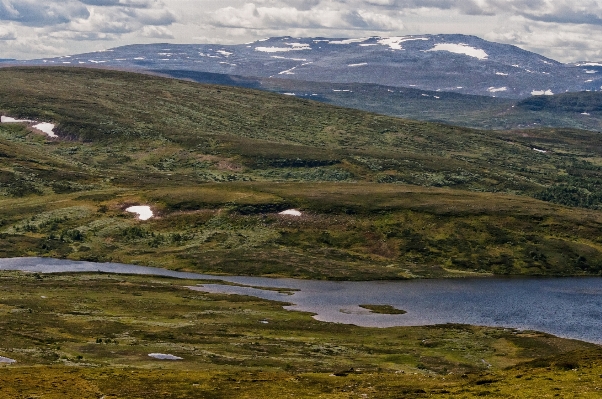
0, 0, 601, 62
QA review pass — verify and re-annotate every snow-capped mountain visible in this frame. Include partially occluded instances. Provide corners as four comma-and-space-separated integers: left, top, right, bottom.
7, 34, 602, 99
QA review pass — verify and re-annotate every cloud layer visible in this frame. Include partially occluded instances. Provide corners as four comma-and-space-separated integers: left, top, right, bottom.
0, 0, 600, 62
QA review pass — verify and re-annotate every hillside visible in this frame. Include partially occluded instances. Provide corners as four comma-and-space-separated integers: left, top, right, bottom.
162, 72, 602, 132
2, 67, 602, 278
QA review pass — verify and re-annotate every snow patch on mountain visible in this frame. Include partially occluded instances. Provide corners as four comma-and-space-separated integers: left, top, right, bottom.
271, 56, 307, 61
427, 43, 488, 60
329, 38, 370, 45
256, 43, 311, 52
531, 89, 554, 96
377, 36, 429, 50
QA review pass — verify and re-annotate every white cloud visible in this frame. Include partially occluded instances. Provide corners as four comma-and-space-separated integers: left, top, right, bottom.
208, 2, 403, 31
141, 25, 174, 38
0, 1, 174, 34
0, 26, 16, 40
487, 18, 602, 62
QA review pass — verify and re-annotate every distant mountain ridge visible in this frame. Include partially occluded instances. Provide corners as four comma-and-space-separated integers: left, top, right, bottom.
6, 34, 602, 99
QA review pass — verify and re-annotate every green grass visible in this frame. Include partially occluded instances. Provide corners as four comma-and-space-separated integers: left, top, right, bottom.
1, 66, 602, 278
0, 271, 600, 398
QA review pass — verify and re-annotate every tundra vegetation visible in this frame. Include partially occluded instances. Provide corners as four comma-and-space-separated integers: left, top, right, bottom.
0, 67, 601, 397
1, 271, 601, 398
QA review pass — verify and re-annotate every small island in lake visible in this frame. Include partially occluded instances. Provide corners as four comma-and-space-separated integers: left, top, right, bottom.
359, 304, 407, 315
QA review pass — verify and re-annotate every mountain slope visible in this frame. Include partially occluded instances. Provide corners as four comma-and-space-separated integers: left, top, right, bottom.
2, 67, 602, 278
8, 35, 602, 99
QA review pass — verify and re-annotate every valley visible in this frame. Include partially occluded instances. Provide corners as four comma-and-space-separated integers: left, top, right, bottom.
0, 65, 601, 397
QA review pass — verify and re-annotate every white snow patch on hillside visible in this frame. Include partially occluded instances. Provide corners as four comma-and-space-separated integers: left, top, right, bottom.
32, 123, 57, 138
279, 66, 297, 75
427, 43, 488, 60
0, 356, 16, 364
279, 209, 302, 216
488, 87, 507, 93
271, 56, 307, 61
126, 206, 154, 221
3, 117, 58, 138
1, 116, 34, 123
578, 62, 602, 66
256, 43, 311, 52
329, 38, 369, 44
348, 62, 367, 67
531, 89, 554, 96
378, 36, 428, 50
289, 43, 311, 49
533, 148, 547, 153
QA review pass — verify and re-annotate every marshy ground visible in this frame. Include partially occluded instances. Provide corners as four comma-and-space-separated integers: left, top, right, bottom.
1, 271, 601, 398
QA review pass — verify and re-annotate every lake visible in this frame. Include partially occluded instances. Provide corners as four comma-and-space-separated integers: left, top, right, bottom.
0, 257, 600, 344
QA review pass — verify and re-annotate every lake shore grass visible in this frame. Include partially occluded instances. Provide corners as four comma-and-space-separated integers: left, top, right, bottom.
0, 271, 600, 398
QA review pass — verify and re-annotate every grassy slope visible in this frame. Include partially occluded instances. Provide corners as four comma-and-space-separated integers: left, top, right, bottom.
0, 272, 600, 398
156, 69, 602, 132
1, 67, 602, 278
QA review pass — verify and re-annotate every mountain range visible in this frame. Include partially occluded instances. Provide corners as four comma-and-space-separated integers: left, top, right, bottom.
7, 34, 602, 100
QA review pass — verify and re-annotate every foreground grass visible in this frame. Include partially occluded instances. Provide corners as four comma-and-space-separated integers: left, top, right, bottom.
0, 271, 600, 398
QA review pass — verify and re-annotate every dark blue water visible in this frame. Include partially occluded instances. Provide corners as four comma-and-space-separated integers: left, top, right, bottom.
1, 257, 601, 344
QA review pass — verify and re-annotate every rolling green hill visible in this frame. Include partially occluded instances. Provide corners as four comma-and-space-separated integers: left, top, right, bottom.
156, 69, 602, 132
1, 67, 602, 278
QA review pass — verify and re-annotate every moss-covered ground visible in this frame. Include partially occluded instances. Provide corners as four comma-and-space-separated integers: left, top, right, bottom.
0, 271, 600, 398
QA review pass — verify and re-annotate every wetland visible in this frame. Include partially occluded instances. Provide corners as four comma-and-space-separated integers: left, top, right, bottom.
1, 257, 601, 344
